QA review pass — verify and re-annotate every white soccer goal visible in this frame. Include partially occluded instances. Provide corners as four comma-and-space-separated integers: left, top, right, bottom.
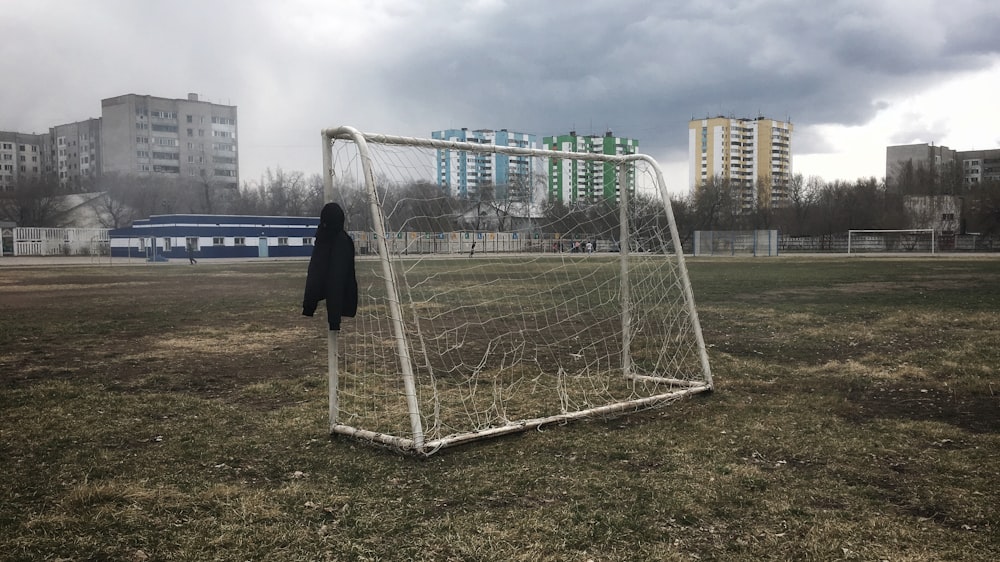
317, 126, 712, 456
847, 229, 936, 254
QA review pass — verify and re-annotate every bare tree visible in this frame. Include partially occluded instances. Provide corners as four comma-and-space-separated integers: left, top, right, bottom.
93, 173, 141, 228
0, 175, 68, 227
384, 181, 460, 232
690, 175, 739, 231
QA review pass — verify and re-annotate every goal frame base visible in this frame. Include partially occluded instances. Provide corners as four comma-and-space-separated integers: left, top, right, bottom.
332, 382, 712, 457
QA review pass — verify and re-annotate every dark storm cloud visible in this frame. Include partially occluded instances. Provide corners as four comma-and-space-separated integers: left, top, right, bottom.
2, 0, 998, 178
364, 0, 1000, 159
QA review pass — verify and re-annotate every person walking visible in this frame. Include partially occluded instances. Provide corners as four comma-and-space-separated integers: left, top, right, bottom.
186, 240, 197, 264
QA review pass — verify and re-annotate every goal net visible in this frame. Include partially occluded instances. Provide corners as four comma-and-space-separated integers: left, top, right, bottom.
318, 126, 712, 455
847, 229, 936, 254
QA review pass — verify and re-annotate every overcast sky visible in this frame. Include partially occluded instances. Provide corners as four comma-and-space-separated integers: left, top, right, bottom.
2, 0, 999, 193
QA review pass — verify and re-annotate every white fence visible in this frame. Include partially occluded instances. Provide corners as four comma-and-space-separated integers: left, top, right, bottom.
3, 227, 110, 257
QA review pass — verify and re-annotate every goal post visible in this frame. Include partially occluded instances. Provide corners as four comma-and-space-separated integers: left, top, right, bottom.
847, 229, 936, 254
318, 126, 712, 456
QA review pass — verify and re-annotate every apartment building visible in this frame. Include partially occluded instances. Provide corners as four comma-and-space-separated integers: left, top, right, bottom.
688, 116, 793, 211
101, 93, 239, 188
432, 128, 536, 200
886, 143, 1000, 188
543, 131, 638, 204
1, 93, 239, 192
51, 118, 102, 187
0, 131, 47, 192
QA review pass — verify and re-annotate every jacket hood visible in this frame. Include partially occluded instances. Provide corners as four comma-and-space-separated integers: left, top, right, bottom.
314, 202, 346, 245
319, 202, 346, 233
319, 203, 352, 232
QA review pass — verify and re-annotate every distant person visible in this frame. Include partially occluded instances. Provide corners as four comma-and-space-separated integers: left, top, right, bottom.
303, 203, 358, 331
469, 240, 476, 258
585, 241, 593, 254
186, 240, 197, 264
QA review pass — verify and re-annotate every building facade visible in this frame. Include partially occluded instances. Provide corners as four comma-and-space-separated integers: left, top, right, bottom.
0, 131, 47, 192
959, 149, 1000, 185
51, 118, 103, 188
432, 128, 535, 200
1, 92, 240, 196
886, 143, 1000, 188
101, 93, 239, 189
688, 116, 793, 211
543, 131, 638, 204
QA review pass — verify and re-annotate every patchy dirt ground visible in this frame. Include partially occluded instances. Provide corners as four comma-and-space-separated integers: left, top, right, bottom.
3, 259, 996, 432
0, 263, 324, 407
2, 258, 998, 561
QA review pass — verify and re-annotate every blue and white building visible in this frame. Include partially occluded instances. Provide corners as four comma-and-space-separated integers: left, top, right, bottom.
431, 128, 536, 201
109, 214, 321, 260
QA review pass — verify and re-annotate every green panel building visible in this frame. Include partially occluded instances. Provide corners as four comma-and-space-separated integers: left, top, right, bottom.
542, 131, 638, 205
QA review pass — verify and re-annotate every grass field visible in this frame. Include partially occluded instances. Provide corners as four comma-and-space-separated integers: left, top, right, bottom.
1, 256, 998, 561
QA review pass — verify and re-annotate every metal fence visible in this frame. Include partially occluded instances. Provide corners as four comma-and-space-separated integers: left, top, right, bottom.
693, 230, 779, 256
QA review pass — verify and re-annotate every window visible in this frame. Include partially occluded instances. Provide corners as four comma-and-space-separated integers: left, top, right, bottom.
187, 128, 193, 136
234, 237, 246, 246
213, 237, 225, 246
151, 124, 178, 133
186, 115, 193, 123
942, 213, 955, 221
278, 237, 289, 246
163, 238, 172, 252
303, 237, 313, 246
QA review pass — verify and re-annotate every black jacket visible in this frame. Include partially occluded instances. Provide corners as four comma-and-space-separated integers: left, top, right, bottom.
302, 203, 358, 330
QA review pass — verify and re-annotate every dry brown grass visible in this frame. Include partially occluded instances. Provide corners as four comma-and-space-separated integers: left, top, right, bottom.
0, 257, 997, 561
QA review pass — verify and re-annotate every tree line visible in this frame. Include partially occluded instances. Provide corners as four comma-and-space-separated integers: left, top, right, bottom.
3, 163, 999, 238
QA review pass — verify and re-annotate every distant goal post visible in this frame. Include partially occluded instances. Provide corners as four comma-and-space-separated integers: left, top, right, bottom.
317, 125, 713, 456
847, 229, 936, 254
